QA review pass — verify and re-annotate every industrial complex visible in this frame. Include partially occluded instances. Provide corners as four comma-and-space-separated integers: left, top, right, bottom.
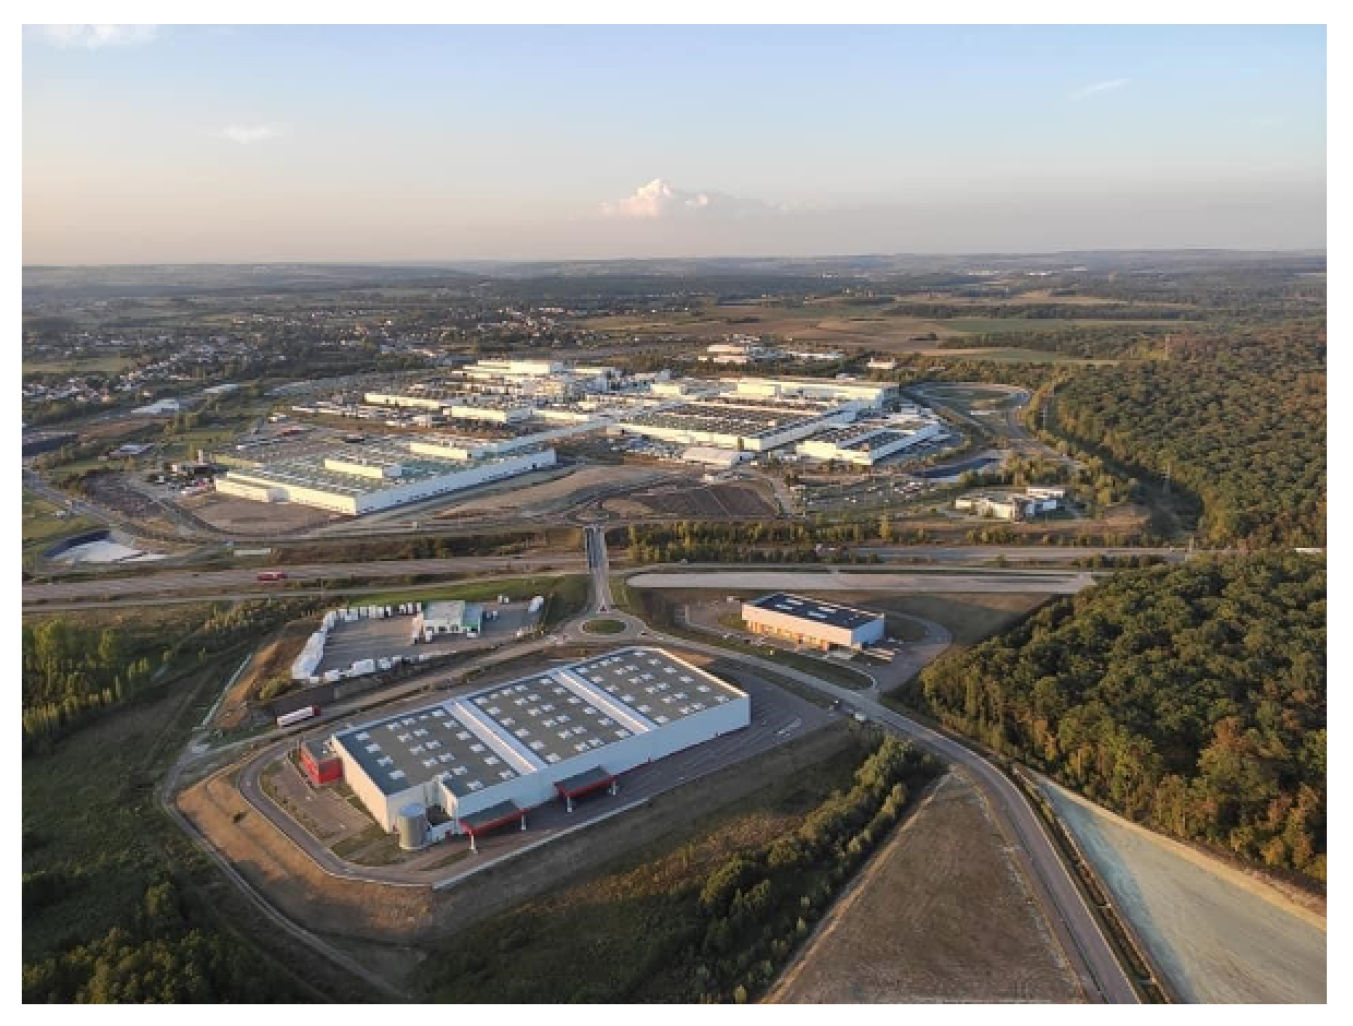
742, 592, 887, 651
214, 436, 556, 515
954, 485, 1067, 522
795, 415, 943, 466
200, 368, 942, 517
324, 647, 751, 848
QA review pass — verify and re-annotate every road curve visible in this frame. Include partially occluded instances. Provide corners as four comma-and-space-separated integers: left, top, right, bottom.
641, 627, 1140, 1004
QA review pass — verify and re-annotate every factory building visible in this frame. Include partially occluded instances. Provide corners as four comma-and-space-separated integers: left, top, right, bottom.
615, 396, 856, 452
954, 487, 1065, 522
413, 600, 484, 641
300, 738, 344, 786
721, 376, 897, 409
742, 592, 886, 651
214, 438, 555, 515
796, 418, 942, 466
331, 648, 750, 841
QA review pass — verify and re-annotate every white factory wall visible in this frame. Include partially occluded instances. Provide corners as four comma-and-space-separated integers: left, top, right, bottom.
439, 694, 749, 830
742, 602, 884, 649
797, 421, 940, 466
222, 449, 556, 516
214, 477, 283, 503
337, 669, 750, 835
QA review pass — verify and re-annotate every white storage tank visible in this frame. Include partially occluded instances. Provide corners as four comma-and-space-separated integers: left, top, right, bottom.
396, 803, 428, 850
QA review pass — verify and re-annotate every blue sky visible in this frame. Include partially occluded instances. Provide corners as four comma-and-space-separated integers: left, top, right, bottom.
23, 24, 1327, 262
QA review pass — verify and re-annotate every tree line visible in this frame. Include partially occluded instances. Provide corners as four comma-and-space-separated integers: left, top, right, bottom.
914, 554, 1325, 882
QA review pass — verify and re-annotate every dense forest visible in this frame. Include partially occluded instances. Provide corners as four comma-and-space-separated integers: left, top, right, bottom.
1043, 328, 1326, 548
914, 555, 1325, 882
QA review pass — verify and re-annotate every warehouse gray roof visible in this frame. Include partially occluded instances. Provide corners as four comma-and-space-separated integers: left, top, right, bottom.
333, 704, 522, 797
567, 649, 742, 726
469, 673, 635, 767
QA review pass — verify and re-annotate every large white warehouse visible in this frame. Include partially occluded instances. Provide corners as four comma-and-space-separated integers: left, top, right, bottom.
796, 418, 942, 466
330, 648, 750, 842
214, 438, 555, 515
722, 376, 897, 409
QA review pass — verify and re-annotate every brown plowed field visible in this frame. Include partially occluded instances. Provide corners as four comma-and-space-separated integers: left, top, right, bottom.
768, 770, 1084, 1004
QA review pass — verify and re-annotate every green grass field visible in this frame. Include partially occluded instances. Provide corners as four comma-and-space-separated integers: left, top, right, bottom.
351, 574, 589, 628
939, 316, 1185, 335
581, 618, 628, 635
24, 354, 137, 375
22, 489, 99, 558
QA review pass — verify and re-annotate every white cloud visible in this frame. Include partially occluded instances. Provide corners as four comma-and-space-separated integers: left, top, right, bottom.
601, 178, 773, 220
214, 125, 287, 145
29, 25, 159, 49
1070, 78, 1130, 101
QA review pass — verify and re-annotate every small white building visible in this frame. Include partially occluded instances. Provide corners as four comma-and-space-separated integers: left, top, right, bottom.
412, 600, 484, 642
742, 592, 886, 651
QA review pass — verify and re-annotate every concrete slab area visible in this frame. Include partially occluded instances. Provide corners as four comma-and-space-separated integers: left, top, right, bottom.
315, 602, 537, 676
1039, 777, 1325, 1004
629, 570, 1093, 595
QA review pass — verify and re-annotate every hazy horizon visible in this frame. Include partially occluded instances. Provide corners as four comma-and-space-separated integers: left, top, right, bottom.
24, 25, 1327, 263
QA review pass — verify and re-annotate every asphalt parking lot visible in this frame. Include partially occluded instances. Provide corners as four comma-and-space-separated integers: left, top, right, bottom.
315, 601, 539, 676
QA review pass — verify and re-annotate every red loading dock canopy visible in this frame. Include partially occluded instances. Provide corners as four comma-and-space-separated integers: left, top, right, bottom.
554, 766, 616, 800
459, 800, 526, 837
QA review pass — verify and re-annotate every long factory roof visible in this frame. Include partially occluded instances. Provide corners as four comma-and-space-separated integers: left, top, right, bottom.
224, 438, 548, 497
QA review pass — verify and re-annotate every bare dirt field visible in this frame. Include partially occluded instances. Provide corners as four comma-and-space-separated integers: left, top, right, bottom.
434, 465, 675, 520
217, 619, 318, 729
186, 493, 338, 533
769, 770, 1084, 1003
1039, 778, 1326, 1004
606, 480, 776, 519
843, 592, 1049, 650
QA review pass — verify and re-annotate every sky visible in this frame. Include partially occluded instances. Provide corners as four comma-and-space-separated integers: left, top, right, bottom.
22, 24, 1327, 264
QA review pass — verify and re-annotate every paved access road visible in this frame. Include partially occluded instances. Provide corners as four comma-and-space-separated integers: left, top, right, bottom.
860, 545, 1189, 564
636, 627, 1140, 1004
628, 568, 1096, 595
22, 553, 585, 604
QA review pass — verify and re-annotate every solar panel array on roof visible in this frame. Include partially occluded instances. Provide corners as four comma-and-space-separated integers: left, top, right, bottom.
569, 650, 740, 725
752, 592, 882, 631
470, 673, 633, 765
